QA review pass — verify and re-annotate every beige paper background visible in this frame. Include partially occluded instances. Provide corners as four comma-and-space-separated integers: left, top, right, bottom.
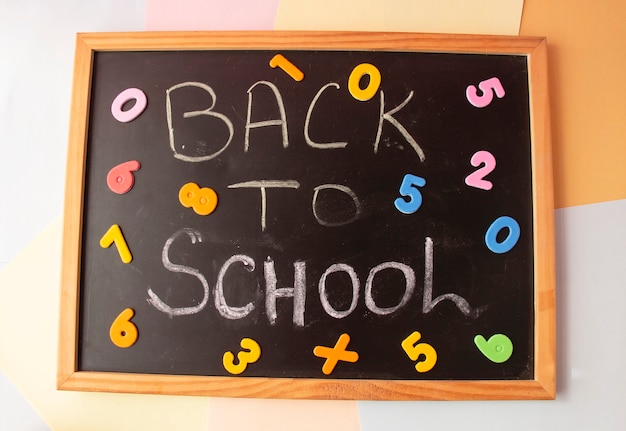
275, 0, 524, 35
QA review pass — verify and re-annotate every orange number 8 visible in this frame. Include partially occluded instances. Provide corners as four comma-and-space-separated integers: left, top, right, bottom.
179, 182, 218, 216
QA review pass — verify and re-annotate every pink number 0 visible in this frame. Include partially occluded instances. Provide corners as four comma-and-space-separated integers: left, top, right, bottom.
465, 150, 496, 191
466, 77, 505, 108
111, 88, 147, 122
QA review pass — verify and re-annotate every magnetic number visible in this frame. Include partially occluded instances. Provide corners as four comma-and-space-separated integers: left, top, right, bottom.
394, 174, 426, 214
474, 334, 513, 363
269, 54, 304, 82
348, 63, 381, 102
100, 224, 132, 264
106, 160, 141, 194
313, 333, 359, 375
485, 216, 520, 254
401, 331, 437, 373
110, 308, 138, 348
466, 77, 505, 108
223, 338, 261, 375
465, 150, 496, 190
179, 182, 218, 216
111, 88, 147, 123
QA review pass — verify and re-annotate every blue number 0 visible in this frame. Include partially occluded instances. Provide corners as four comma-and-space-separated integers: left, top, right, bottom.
394, 174, 426, 214
485, 216, 520, 254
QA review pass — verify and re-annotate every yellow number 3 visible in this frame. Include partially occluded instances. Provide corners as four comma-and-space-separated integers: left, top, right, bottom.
223, 338, 261, 375
179, 182, 218, 216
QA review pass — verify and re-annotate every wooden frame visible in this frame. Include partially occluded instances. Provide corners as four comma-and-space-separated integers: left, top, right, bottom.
58, 31, 555, 400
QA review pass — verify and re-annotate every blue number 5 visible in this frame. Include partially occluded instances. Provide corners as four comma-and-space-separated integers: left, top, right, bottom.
394, 174, 426, 214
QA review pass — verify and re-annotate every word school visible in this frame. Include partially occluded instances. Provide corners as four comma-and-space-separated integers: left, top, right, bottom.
146, 228, 483, 325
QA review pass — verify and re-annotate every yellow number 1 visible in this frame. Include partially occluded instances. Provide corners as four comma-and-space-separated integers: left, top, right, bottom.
100, 224, 132, 264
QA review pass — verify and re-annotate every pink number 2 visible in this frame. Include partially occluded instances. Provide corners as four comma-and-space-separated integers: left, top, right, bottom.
466, 77, 505, 108
465, 150, 496, 191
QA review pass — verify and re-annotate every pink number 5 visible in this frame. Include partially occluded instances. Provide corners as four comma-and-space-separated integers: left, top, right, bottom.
465, 150, 496, 191
466, 77, 505, 108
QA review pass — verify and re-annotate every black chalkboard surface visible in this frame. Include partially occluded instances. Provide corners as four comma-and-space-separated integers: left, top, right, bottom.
59, 32, 555, 400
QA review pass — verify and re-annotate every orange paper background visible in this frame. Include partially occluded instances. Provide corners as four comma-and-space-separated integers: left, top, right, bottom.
521, 0, 626, 208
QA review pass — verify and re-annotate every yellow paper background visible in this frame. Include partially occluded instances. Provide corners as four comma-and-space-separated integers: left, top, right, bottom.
0, 219, 211, 430
275, 0, 524, 35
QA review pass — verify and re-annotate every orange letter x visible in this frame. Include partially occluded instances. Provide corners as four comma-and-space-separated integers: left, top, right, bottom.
313, 333, 359, 375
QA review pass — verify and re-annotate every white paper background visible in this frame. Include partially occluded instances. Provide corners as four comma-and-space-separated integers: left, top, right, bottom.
0, 0, 145, 270
0, 1, 145, 429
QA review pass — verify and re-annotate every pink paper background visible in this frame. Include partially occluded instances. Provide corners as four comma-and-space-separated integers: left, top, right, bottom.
146, 0, 280, 30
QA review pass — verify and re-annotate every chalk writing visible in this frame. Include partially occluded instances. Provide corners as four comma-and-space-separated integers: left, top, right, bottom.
166, 82, 234, 162
228, 180, 301, 231
374, 90, 425, 161
148, 233, 480, 325
304, 83, 348, 149
264, 257, 306, 326
147, 228, 209, 317
318, 264, 360, 319
165, 80, 425, 161
365, 262, 415, 315
312, 184, 362, 227
423, 237, 483, 317
215, 255, 256, 319
245, 81, 289, 152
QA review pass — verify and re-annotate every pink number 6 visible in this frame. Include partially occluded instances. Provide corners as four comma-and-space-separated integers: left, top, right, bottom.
107, 160, 141, 194
466, 77, 505, 108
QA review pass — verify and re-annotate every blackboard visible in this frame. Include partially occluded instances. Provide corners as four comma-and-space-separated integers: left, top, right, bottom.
58, 31, 555, 400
